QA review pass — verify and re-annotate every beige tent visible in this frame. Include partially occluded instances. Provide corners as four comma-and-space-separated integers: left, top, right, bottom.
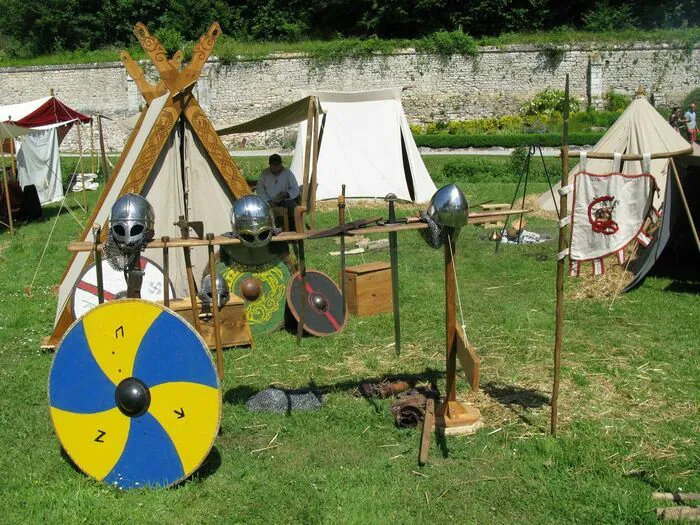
537, 93, 692, 213
48, 23, 250, 346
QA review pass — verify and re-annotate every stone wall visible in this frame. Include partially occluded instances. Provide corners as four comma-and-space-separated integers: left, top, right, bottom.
1, 42, 698, 152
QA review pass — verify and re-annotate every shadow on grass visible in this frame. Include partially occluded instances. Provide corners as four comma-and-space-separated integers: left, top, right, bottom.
59, 444, 223, 487
481, 382, 549, 410
664, 281, 700, 294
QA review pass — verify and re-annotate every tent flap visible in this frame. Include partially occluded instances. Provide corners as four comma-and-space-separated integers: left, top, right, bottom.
217, 96, 319, 135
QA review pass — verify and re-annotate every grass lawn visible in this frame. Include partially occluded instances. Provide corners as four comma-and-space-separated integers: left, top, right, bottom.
0, 156, 697, 524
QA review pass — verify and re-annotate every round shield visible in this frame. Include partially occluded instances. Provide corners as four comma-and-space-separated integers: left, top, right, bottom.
49, 300, 221, 490
286, 270, 347, 337
217, 257, 292, 334
71, 256, 176, 320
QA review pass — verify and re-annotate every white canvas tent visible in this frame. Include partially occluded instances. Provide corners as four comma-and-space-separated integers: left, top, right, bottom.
536, 92, 699, 288
0, 96, 92, 205
290, 88, 437, 203
537, 94, 692, 213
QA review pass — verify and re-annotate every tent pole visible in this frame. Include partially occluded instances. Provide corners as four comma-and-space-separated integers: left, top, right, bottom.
302, 98, 313, 213
670, 157, 700, 256
309, 102, 320, 229
78, 124, 87, 213
551, 74, 570, 436
90, 119, 95, 178
97, 115, 110, 183
1, 145, 14, 235
8, 136, 16, 178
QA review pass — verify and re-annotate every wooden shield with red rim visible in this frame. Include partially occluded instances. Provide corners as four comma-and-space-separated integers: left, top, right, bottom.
286, 270, 347, 337
71, 257, 176, 320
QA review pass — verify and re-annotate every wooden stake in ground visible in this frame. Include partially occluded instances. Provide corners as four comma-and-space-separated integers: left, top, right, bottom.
551, 74, 570, 436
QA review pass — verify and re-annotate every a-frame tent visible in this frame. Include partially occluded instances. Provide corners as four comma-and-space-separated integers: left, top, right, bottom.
290, 88, 437, 204
48, 23, 251, 346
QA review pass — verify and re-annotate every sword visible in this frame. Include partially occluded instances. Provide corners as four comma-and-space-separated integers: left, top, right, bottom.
385, 193, 401, 356
92, 224, 105, 304
338, 185, 346, 313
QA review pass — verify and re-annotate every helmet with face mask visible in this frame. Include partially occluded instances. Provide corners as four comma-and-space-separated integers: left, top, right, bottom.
199, 273, 230, 307
230, 195, 275, 248
109, 193, 155, 248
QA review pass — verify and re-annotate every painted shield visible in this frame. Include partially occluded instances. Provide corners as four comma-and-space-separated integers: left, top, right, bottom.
286, 270, 347, 337
71, 257, 176, 320
49, 300, 221, 490
217, 257, 292, 334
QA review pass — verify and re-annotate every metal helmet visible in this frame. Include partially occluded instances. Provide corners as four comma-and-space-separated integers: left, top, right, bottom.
426, 184, 469, 229
231, 195, 275, 248
109, 193, 155, 247
200, 273, 230, 307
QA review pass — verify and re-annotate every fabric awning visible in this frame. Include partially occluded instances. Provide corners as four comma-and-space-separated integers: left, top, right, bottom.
216, 96, 321, 135
0, 96, 91, 129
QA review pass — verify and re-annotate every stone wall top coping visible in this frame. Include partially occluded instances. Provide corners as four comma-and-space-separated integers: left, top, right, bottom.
0, 40, 696, 73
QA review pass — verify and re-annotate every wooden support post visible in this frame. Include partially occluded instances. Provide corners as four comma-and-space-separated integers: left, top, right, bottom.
309, 102, 321, 229
1, 145, 13, 235
207, 233, 224, 380
295, 240, 308, 346
8, 136, 16, 177
302, 98, 314, 213
90, 119, 95, 179
670, 158, 700, 256
92, 224, 104, 304
435, 230, 481, 434
551, 74, 570, 436
162, 236, 170, 308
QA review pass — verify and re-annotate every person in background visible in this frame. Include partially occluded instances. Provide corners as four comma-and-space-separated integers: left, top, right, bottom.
256, 153, 300, 228
684, 102, 697, 142
669, 107, 682, 132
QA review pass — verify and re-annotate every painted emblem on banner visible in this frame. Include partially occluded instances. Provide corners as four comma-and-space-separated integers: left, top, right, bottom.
587, 195, 619, 235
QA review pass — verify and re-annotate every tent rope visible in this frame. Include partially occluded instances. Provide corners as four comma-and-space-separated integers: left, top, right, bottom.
27, 153, 85, 293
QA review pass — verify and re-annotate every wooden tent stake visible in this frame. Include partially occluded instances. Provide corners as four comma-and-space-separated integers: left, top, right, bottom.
670, 157, 700, 256
97, 115, 110, 183
90, 120, 95, 179
551, 74, 570, 436
1, 145, 13, 235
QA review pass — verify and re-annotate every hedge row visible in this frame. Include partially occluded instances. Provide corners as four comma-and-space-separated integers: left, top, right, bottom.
414, 132, 604, 148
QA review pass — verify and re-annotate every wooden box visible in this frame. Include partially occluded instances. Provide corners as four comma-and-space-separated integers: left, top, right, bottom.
343, 261, 393, 317
166, 295, 253, 349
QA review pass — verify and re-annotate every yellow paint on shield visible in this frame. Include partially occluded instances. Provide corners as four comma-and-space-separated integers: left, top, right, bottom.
148, 382, 221, 475
50, 407, 130, 481
82, 301, 162, 384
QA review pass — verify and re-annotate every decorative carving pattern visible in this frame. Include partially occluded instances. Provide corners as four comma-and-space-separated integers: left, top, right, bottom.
121, 51, 167, 103
123, 105, 179, 195
134, 23, 171, 75
185, 103, 250, 198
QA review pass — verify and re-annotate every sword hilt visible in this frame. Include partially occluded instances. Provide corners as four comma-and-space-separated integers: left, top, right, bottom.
385, 193, 397, 223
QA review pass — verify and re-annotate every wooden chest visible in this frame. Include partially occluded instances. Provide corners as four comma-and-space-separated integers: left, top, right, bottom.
343, 261, 393, 317
166, 295, 253, 349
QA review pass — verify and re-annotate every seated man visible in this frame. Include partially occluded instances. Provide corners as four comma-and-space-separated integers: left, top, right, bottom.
256, 154, 300, 228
